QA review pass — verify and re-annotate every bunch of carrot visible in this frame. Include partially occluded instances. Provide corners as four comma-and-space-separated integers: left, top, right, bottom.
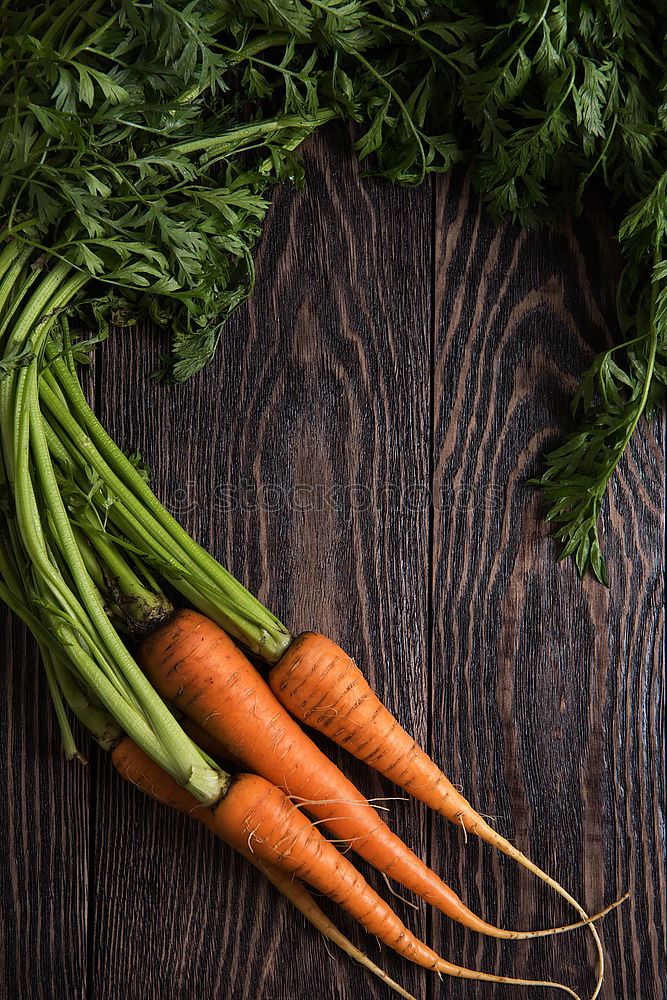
0, 291, 623, 994
0, 5, 626, 996
1, 321, 622, 994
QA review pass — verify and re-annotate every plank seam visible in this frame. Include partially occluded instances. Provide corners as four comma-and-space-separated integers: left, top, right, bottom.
84, 353, 104, 1000
425, 172, 436, 1000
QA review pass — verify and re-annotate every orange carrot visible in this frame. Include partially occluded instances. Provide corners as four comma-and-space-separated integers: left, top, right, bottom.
178, 713, 246, 768
237, 851, 419, 1000
111, 738, 581, 997
268, 632, 603, 879
110, 738, 416, 1000
112, 736, 218, 831
138, 610, 603, 947
269, 631, 614, 997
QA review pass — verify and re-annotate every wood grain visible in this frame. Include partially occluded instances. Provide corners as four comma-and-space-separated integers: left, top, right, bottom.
0, 125, 664, 1000
0, 612, 89, 999
429, 169, 665, 999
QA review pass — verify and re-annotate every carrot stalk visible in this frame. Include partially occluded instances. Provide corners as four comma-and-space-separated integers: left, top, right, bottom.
0, 309, 610, 996
138, 610, 608, 949
112, 738, 582, 997
0, 271, 227, 806
41, 350, 291, 661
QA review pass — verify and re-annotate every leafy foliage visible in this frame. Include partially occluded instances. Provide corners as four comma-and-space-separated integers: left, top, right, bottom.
1, 0, 666, 579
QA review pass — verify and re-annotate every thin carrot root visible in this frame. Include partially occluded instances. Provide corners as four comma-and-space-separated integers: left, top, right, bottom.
194, 732, 617, 936
486, 835, 608, 1000
381, 871, 420, 911
269, 633, 629, 996
110, 738, 415, 999
113, 739, 582, 995
237, 848, 418, 1000
177, 714, 246, 768
437, 966, 581, 998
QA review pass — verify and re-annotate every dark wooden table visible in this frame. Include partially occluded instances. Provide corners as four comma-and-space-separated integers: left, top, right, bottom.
1, 126, 664, 1000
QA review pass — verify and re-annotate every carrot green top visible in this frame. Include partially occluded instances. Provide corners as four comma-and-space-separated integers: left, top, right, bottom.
1, 1, 666, 791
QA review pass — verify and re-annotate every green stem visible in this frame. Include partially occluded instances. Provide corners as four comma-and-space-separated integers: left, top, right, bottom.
170, 110, 336, 159
0, 559, 122, 756
40, 0, 90, 48
51, 411, 275, 642
64, 7, 116, 61
42, 415, 192, 584
78, 507, 174, 633
71, 524, 108, 590
11, 259, 75, 348
52, 619, 174, 768
43, 427, 169, 629
8, 307, 141, 702
0, 576, 81, 759
0, 266, 42, 344
175, 32, 292, 103
43, 356, 292, 659
364, 12, 468, 77
43, 417, 75, 469
42, 646, 86, 762
602, 269, 660, 486
0, 533, 25, 601
0, 265, 227, 802
50, 654, 123, 752
24, 362, 224, 801
217, 32, 292, 66
352, 51, 426, 183
0, 241, 28, 290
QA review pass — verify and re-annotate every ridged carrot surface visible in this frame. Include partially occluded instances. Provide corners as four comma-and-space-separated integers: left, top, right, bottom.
269, 631, 608, 997
111, 737, 416, 999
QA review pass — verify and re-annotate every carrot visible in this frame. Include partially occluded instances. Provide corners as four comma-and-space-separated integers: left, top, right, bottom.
110, 737, 416, 1000
111, 737, 582, 997
112, 736, 218, 829
269, 631, 614, 997
138, 610, 606, 947
178, 713, 246, 769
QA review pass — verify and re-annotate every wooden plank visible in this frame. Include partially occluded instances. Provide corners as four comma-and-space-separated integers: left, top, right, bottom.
2, 139, 663, 1000
0, 612, 89, 999
91, 123, 433, 1000
0, 363, 96, 996
429, 169, 665, 998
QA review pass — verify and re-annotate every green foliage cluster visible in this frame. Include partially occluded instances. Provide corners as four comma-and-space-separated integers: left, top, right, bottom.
1, 0, 666, 579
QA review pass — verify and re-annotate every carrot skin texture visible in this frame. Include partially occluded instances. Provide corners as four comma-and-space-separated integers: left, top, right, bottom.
137, 610, 506, 938
214, 775, 580, 992
112, 736, 220, 833
269, 632, 609, 999
268, 632, 485, 829
178, 713, 246, 768
215, 772, 448, 969
270, 633, 548, 845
